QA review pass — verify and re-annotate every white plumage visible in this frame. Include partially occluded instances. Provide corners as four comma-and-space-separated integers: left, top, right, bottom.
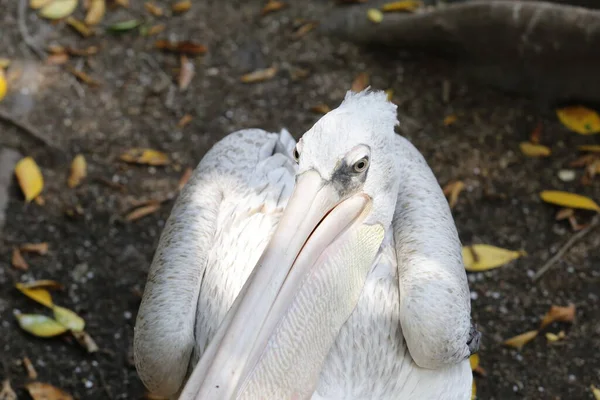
134, 90, 477, 399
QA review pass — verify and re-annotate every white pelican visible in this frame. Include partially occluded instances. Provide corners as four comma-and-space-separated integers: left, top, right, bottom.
134, 90, 480, 400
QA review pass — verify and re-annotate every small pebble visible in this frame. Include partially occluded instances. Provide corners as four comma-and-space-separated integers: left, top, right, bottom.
124, 311, 132, 320
558, 169, 576, 182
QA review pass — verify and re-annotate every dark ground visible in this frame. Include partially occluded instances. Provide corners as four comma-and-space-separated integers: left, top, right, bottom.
1, 0, 599, 399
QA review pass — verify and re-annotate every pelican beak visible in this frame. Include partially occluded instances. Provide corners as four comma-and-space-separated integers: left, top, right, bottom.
179, 170, 384, 400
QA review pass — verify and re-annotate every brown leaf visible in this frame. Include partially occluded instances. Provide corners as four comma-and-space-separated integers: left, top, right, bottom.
23, 356, 38, 379
261, 0, 286, 15
530, 121, 542, 144
66, 17, 94, 37
289, 66, 309, 81
351, 72, 369, 92
85, 0, 106, 25
240, 66, 278, 83
520, 142, 551, 157
178, 55, 195, 91
310, 104, 331, 114
66, 46, 99, 56
442, 180, 465, 209
145, 23, 165, 36
114, 0, 129, 7
292, 22, 317, 39
26, 382, 73, 400
177, 114, 193, 128
12, 248, 29, 270
0, 379, 17, 400
120, 148, 170, 166
144, 2, 163, 16
155, 40, 207, 55
555, 208, 574, 221
443, 114, 457, 126
66, 66, 101, 87
503, 330, 538, 350
540, 304, 576, 329
126, 202, 161, 221
178, 167, 193, 191
20, 242, 49, 255
68, 154, 87, 188
46, 53, 69, 65
72, 330, 99, 353
172, 0, 191, 13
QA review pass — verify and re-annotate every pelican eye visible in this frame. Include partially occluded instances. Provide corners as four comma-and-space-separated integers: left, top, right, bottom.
353, 157, 369, 173
293, 146, 300, 162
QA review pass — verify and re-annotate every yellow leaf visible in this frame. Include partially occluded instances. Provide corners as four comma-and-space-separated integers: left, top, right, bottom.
545, 332, 560, 342
385, 89, 394, 102
17, 280, 63, 290
26, 382, 73, 400
15, 284, 54, 308
30, 0, 53, 9
503, 330, 538, 350
540, 304, 576, 329
144, 2, 163, 16
442, 180, 465, 209
540, 190, 600, 212
591, 385, 600, 400
39, 0, 79, 19
240, 67, 278, 83
66, 16, 94, 37
578, 145, 600, 153
381, 0, 422, 12
469, 354, 479, 370
14, 312, 68, 337
0, 70, 7, 102
443, 114, 458, 126
556, 106, 600, 135
172, 0, 191, 13
120, 148, 169, 166
462, 244, 526, 272
84, 0, 105, 25
310, 104, 331, 114
68, 154, 87, 188
519, 142, 551, 157
15, 157, 44, 202
471, 380, 476, 400
367, 8, 383, 23
53, 306, 85, 332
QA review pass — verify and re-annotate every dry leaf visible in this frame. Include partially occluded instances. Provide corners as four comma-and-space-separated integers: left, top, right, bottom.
84, 0, 105, 24
39, 0, 78, 19
579, 145, 600, 153
26, 382, 73, 400
469, 354, 479, 370
555, 208, 574, 221
557, 106, 600, 135
530, 122, 542, 144
462, 244, 526, 272
0, 70, 7, 102
30, 0, 53, 9
53, 306, 85, 332
120, 148, 170, 166
15, 157, 44, 202
240, 66, 278, 83
15, 312, 68, 337
443, 114, 457, 126
381, 0, 423, 12
178, 167, 193, 191
114, 0, 129, 7
177, 114, 193, 128
17, 280, 63, 290
351, 72, 369, 92
261, 0, 285, 15
520, 142, 551, 157
46, 53, 69, 65
471, 381, 476, 400
293, 22, 317, 39
15, 285, 54, 308
0, 58, 10, 69
126, 202, 161, 221
145, 2, 163, 16
591, 385, 600, 400
443, 180, 464, 209
12, 248, 29, 270
540, 304, 576, 329
385, 89, 394, 102
178, 55, 195, 91
66, 17, 94, 37
155, 40, 207, 55
0, 379, 17, 400
540, 190, 600, 212
68, 154, 87, 188
545, 332, 561, 342
145, 23, 165, 36
66, 66, 100, 87
23, 357, 38, 379
172, 0, 191, 12
289, 66, 309, 81
72, 330, 99, 353
367, 8, 384, 23
503, 330, 538, 350
310, 104, 331, 114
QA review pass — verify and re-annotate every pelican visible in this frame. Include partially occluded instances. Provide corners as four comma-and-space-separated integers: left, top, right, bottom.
134, 90, 480, 400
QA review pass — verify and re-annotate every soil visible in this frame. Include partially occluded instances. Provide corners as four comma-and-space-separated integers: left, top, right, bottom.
1, 1, 599, 399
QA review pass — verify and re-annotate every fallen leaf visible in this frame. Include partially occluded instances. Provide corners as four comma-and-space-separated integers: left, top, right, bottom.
23, 357, 38, 379
12, 248, 29, 270
15, 157, 43, 202
145, 23, 165, 36
462, 244, 526, 272
261, 0, 285, 15
30, 0, 53, 9
570, 154, 598, 168
579, 145, 600, 153
15, 312, 68, 337
442, 180, 465, 209
53, 306, 85, 332
17, 280, 63, 290
540, 190, 600, 212
178, 167, 193, 191
591, 385, 600, 400
292, 22, 317, 39
145, 2, 163, 16
385, 89, 394, 102
67, 154, 86, 188
540, 304, 576, 329
107, 19, 141, 32
126, 202, 161, 221
34, 195, 45, 206
0, 58, 10, 69
310, 104, 330, 114
381, 0, 423, 12
289, 66, 310, 81
178, 55, 195, 91
0, 70, 7, 102
155, 40, 207, 55
26, 382, 73, 400
469, 354, 479, 370
503, 330, 538, 350
46, 53, 69, 65
545, 332, 561, 342
172, 0, 191, 13
120, 148, 169, 166
530, 122, 542, 144
240, 66, 278, 83
555, 208, 574, 221
177, 114, 193, 128
66, 17, 94, 37
556, 106, 600, 135
351, 72, 369, 92
520, 142, 551, 157
39, 0, 78, 19
84, 0, 105, 24
114, 0, 129, 7
72, 330, 99, 353
471, 381, 476, 400
443, 114, 457, 126
15, 285, 54, 308
0, 379, 17, 400
66, 66, 100, 87
367, 8, 384, 23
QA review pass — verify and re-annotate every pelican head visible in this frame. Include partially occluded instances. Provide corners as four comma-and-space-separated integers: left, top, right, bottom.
180, 90, 403, 399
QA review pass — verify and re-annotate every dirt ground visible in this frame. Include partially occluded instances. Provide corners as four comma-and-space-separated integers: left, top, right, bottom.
1, 0, 599, 399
